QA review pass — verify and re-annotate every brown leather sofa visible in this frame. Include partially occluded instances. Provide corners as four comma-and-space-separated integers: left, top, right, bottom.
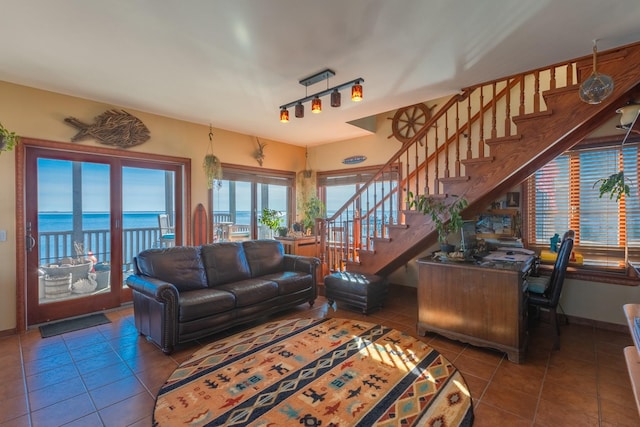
126, 239, 319, 354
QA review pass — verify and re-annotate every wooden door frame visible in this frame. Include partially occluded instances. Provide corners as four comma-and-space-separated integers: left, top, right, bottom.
15, 138, 191, 332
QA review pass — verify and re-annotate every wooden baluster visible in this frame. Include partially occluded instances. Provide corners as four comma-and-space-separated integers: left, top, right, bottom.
567, 63, 574, 86
550, 66, 556, 91
519, 76, 525, 116
365, 189, 371, 251
416, 135, 421, 196
353, 208, 361, 263
467, 93, 472, 160
405, 150, 410, 208
373, 178, 378, 239
434, 119, 440, 194
444, 111, 450, 178
380, 180, 386, 239
505, 78, 511, 137
491, 82, 497, 139
348, 205, 353, 263
479, 86, 485, 157
455, 101, 461, 177
534, 70, 540, 113
424, 132, 430, 195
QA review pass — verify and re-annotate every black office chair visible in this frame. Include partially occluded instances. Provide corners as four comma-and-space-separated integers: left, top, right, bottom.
528, 233, 574, 350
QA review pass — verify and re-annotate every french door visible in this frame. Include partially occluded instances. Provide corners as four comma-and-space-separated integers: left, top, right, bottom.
24, 146, 183, 325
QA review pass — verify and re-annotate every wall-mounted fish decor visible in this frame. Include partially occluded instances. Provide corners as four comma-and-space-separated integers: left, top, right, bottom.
64, 109, 150, 148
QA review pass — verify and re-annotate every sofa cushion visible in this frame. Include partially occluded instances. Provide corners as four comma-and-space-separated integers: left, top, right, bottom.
178, 288, 236, 322
135, 246, 207, 291
217, 278, 279, 307
262, 271, 312, 295
201, 243, 251, 286
242, 240, 285, 277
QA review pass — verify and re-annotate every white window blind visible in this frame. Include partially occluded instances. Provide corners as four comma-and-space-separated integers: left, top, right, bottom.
527, 143, 639, 268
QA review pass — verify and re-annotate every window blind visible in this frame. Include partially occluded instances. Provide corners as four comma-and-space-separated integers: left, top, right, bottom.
527, 143, 639, 268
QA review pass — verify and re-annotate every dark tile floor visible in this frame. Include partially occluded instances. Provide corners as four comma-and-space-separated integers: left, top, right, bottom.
1, 285, 638, 426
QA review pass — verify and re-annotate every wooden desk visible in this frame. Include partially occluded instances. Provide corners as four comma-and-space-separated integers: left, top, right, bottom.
416, 255, 532, 363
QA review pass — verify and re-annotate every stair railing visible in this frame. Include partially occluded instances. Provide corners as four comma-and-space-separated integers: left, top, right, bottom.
318, 56, 582, 274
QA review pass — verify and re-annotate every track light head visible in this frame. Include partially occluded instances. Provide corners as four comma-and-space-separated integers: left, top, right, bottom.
311, 97, 322, 114
295, 102, 304, 118
331, 89, 341, 107
279, 108, 289, 123
351, 81, 363, 102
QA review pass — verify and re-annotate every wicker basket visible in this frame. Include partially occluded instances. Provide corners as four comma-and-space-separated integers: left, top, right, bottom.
44, 274, 72, 299
40, 262, 92, 284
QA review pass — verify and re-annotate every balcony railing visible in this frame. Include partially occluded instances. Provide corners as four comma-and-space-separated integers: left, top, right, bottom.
39, 226, 163, 273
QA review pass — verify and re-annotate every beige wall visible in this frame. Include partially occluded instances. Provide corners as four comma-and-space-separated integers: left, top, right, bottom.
0, 81, 306, 333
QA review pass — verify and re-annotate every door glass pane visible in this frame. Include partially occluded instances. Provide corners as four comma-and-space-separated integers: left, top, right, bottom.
257, 182, 288, 239
37, 159, 111, 303
213, 180, 253, 242
122, 167, 175, 285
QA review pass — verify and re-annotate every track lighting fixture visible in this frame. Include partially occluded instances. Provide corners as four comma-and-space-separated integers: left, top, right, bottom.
278, 69, 364, 122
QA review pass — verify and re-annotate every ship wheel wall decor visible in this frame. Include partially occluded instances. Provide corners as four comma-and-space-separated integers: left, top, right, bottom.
388, 103, 435, 144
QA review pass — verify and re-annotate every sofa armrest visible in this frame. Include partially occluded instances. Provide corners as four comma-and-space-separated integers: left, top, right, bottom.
126, 274, 179, 302
126, 274, 181, 354
283, 254, 320, 274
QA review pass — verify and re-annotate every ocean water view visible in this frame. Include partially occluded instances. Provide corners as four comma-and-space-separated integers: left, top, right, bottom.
39, 211, 164, 232
38, 211, 254, 232
38, 211, 252, 266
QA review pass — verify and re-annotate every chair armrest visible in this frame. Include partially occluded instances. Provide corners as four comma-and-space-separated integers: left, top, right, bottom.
126, 274, 179, 303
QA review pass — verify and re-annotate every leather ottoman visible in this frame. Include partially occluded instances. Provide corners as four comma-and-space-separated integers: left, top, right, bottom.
324, 271, 388, 314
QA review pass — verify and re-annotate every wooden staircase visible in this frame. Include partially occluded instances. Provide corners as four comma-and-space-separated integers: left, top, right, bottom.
318, 41, 640, 277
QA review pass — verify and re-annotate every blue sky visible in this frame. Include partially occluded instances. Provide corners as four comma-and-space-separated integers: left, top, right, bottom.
38, 159, 169, 212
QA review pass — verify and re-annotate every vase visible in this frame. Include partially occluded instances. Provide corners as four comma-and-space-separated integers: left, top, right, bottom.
440, 243, 455, 253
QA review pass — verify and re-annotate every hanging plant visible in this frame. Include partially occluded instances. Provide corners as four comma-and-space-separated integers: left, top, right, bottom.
0, 121, 20, 153
203, 125, 223, 189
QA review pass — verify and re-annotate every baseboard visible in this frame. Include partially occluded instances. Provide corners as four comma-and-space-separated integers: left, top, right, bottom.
0, 328, 18, 337
565, 314, 628, 334
536, 308, 628, 334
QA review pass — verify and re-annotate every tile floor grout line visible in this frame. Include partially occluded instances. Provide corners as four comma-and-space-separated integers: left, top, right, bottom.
17, 333, 34, 427
530, 347, 551, 426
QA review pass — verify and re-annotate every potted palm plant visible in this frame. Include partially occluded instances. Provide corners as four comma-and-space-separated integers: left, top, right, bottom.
407, 192, 468, 252
0, 122, 20, 153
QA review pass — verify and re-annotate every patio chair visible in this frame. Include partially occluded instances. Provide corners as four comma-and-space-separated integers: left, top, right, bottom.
158, 214, 175, 247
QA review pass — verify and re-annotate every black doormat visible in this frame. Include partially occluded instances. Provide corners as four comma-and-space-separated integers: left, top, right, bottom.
39, 313, 111, 338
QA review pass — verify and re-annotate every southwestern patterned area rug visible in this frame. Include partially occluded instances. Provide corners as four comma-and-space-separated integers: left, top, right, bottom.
154, 318, 474, 426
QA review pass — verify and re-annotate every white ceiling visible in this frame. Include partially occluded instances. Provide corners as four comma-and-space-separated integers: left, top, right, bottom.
2, 1, 640, 146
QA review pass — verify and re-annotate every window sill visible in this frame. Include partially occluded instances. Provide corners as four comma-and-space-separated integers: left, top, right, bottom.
539, 264, 640, 286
